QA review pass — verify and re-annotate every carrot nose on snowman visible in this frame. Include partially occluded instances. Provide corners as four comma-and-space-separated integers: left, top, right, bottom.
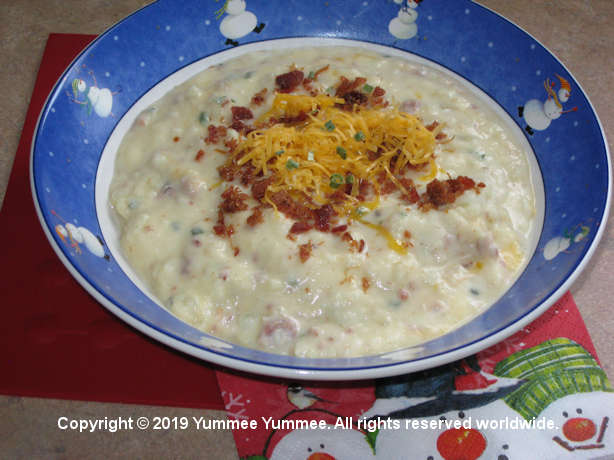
562, 417, 597, 442
307, 453, 336, 460
436, 428, 487, 460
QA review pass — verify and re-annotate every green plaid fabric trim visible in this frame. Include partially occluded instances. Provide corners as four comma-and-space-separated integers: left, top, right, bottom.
493, 338, 612, 419
494, 338, 601, 379
501, 368, 611, 420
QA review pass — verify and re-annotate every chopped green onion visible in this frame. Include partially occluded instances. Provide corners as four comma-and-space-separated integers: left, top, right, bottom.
354, 131, 366, 141
324, 120, 335, 131
307, 70, 315, 80
307, 151, 315, 161
198, 112, 209, 125
355, 206, 368, 217
170, 221, 181, 231
336, 146, 347, 159
244, 71, 253, 79
330, 173, 344, 189
286, 158, 299, 170
345, 173, 355, 184
214, 96, 227, 104
275, 149, 285, 156
363, 84, 374, 93
325, 86, 335, 95
191, 227, 204, 235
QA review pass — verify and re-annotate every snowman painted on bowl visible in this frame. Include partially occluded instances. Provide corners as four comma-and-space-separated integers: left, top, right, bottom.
361, 338, 614, 459
518, 74, 577, 135
66, 67, 119, 118
216, 0, 265, 47
52, 210, 108, 260
388, 0, 421, 40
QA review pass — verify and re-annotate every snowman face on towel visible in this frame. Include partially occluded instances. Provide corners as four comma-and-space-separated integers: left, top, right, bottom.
539, 392, 613, 458
369, 399, 520, 460
270, 426, 374, 460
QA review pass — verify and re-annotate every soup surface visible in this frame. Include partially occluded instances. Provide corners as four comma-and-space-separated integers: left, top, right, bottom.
109, 47, 536, 357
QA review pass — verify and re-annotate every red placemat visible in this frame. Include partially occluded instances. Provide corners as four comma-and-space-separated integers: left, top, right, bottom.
0, 33, 223, 410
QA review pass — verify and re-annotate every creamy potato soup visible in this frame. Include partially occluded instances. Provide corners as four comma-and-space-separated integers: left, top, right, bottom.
109, 47, 536, 358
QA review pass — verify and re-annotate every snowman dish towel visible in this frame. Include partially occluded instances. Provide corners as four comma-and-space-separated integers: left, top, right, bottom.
216, 293, 613, 460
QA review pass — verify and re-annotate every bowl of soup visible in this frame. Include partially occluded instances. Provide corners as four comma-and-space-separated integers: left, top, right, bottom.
31, 0, 610, 379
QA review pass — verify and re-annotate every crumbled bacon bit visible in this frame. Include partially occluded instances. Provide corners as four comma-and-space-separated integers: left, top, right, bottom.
326, 190, 349, 207
276, 111, 308, 126
224, 138, 239, 153
402, 187, 420, 204
251, 88, 268, 106
234, 247, 240, 257
251, 177, 274, 201
231, 106, 253, 122
358, 239, 365, 253
218, 163, 238, 182
420, 176, 480, 210
230, 120, 251, 134
372, 86, 385, 97
289, 221, 313, 234
335, 76, 367, 98
331, 224, 348, 233
173, 136, 180, 142
362, 276, 370, 293
194, 149, 205, 162
425, 121, 439, 131
314, 204, 335, 232
356, 179, 375, 202
367, 86, 387, 107
341, 232, 353, 243
337, 91, 368, 110
220, 186, 249, 213
275, 70, 304, 93
205, 125, 227, 144
299, 241, 313, 263
379, 177, 397, 195
270, 191, 313, 222
404, 230, 412, 239
246, 207, 264, 227
213, 209, 234, 238
237, 162, 256, 186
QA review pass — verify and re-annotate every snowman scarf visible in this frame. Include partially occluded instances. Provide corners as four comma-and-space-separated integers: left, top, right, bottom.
216, 292, 613, 460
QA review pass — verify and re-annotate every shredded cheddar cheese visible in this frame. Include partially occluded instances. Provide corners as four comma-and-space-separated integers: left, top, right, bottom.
232, 94, 438, 215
